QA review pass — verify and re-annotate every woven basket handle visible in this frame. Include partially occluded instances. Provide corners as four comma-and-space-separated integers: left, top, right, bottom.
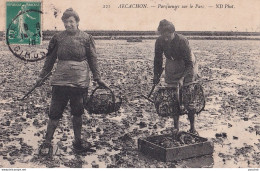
87, 85, 116, 107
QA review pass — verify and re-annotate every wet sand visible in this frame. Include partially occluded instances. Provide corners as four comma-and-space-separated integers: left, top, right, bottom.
0, 39, 259, 168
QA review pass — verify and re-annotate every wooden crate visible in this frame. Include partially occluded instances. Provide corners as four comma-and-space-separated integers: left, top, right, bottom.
138, 132, 214, 162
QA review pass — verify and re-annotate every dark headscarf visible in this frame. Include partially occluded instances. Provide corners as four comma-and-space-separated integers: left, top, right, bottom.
61, 8, 80, 22
157, 19, 175, 33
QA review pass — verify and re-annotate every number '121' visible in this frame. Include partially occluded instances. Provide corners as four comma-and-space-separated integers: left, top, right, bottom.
103, 5, 110, 8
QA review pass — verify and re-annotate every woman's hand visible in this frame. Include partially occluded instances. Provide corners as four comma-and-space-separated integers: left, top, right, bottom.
178, 77, 184, 88
153, 76, 160, 85
95, 79, 107, 88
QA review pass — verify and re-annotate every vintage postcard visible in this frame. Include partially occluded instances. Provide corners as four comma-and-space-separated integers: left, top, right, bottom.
0, 0, 259, 169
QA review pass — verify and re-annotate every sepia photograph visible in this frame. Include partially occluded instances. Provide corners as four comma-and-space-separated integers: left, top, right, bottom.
0, 0, 259, 169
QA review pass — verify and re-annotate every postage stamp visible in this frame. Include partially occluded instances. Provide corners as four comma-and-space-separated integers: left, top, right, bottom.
5, 1, 47, 62
6, 1, 42, 45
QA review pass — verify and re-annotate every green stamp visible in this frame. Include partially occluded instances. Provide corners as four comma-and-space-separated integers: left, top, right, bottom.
6, 1, 46, 62
6, 1, 42, 45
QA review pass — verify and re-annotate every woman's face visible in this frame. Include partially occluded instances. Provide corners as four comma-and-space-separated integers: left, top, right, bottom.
63, 16, 78, 32
161, 31, 174, 42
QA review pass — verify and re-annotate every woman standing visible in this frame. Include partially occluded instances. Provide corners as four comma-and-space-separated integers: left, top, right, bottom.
37, 8, 106, 154
153, 19, 199, 135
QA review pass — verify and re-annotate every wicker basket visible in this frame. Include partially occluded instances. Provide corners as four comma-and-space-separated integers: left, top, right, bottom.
182, 83, 206, 114
153, 87, 180, 117
84, 86, 122, 114
153, 83, 205, 117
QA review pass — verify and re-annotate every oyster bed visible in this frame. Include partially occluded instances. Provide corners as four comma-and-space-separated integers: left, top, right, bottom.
0, 39, 259, 168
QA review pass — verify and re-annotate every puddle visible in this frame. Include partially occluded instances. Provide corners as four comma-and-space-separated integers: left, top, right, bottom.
198, 115, 259, 168
205, 94, 222, 112
0, 156, 41, 168
0, 99, 14, 104
16, 126, 45, 149
82, 147, 120, 168
176, 155, 214, 168
107, 108, 128, 122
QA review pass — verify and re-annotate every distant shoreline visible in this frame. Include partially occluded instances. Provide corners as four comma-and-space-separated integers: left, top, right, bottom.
1, 30, 260, 41
92, 36, 260, 41
43, 30, 260, 37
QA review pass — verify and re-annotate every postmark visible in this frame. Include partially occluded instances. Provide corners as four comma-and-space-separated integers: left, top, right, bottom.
6, 1, 47, 62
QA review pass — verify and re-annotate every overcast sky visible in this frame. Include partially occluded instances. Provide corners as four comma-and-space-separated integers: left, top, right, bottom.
1, 0, 260, 32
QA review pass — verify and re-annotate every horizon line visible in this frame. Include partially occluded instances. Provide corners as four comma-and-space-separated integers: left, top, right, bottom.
42, 30, 260, 33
